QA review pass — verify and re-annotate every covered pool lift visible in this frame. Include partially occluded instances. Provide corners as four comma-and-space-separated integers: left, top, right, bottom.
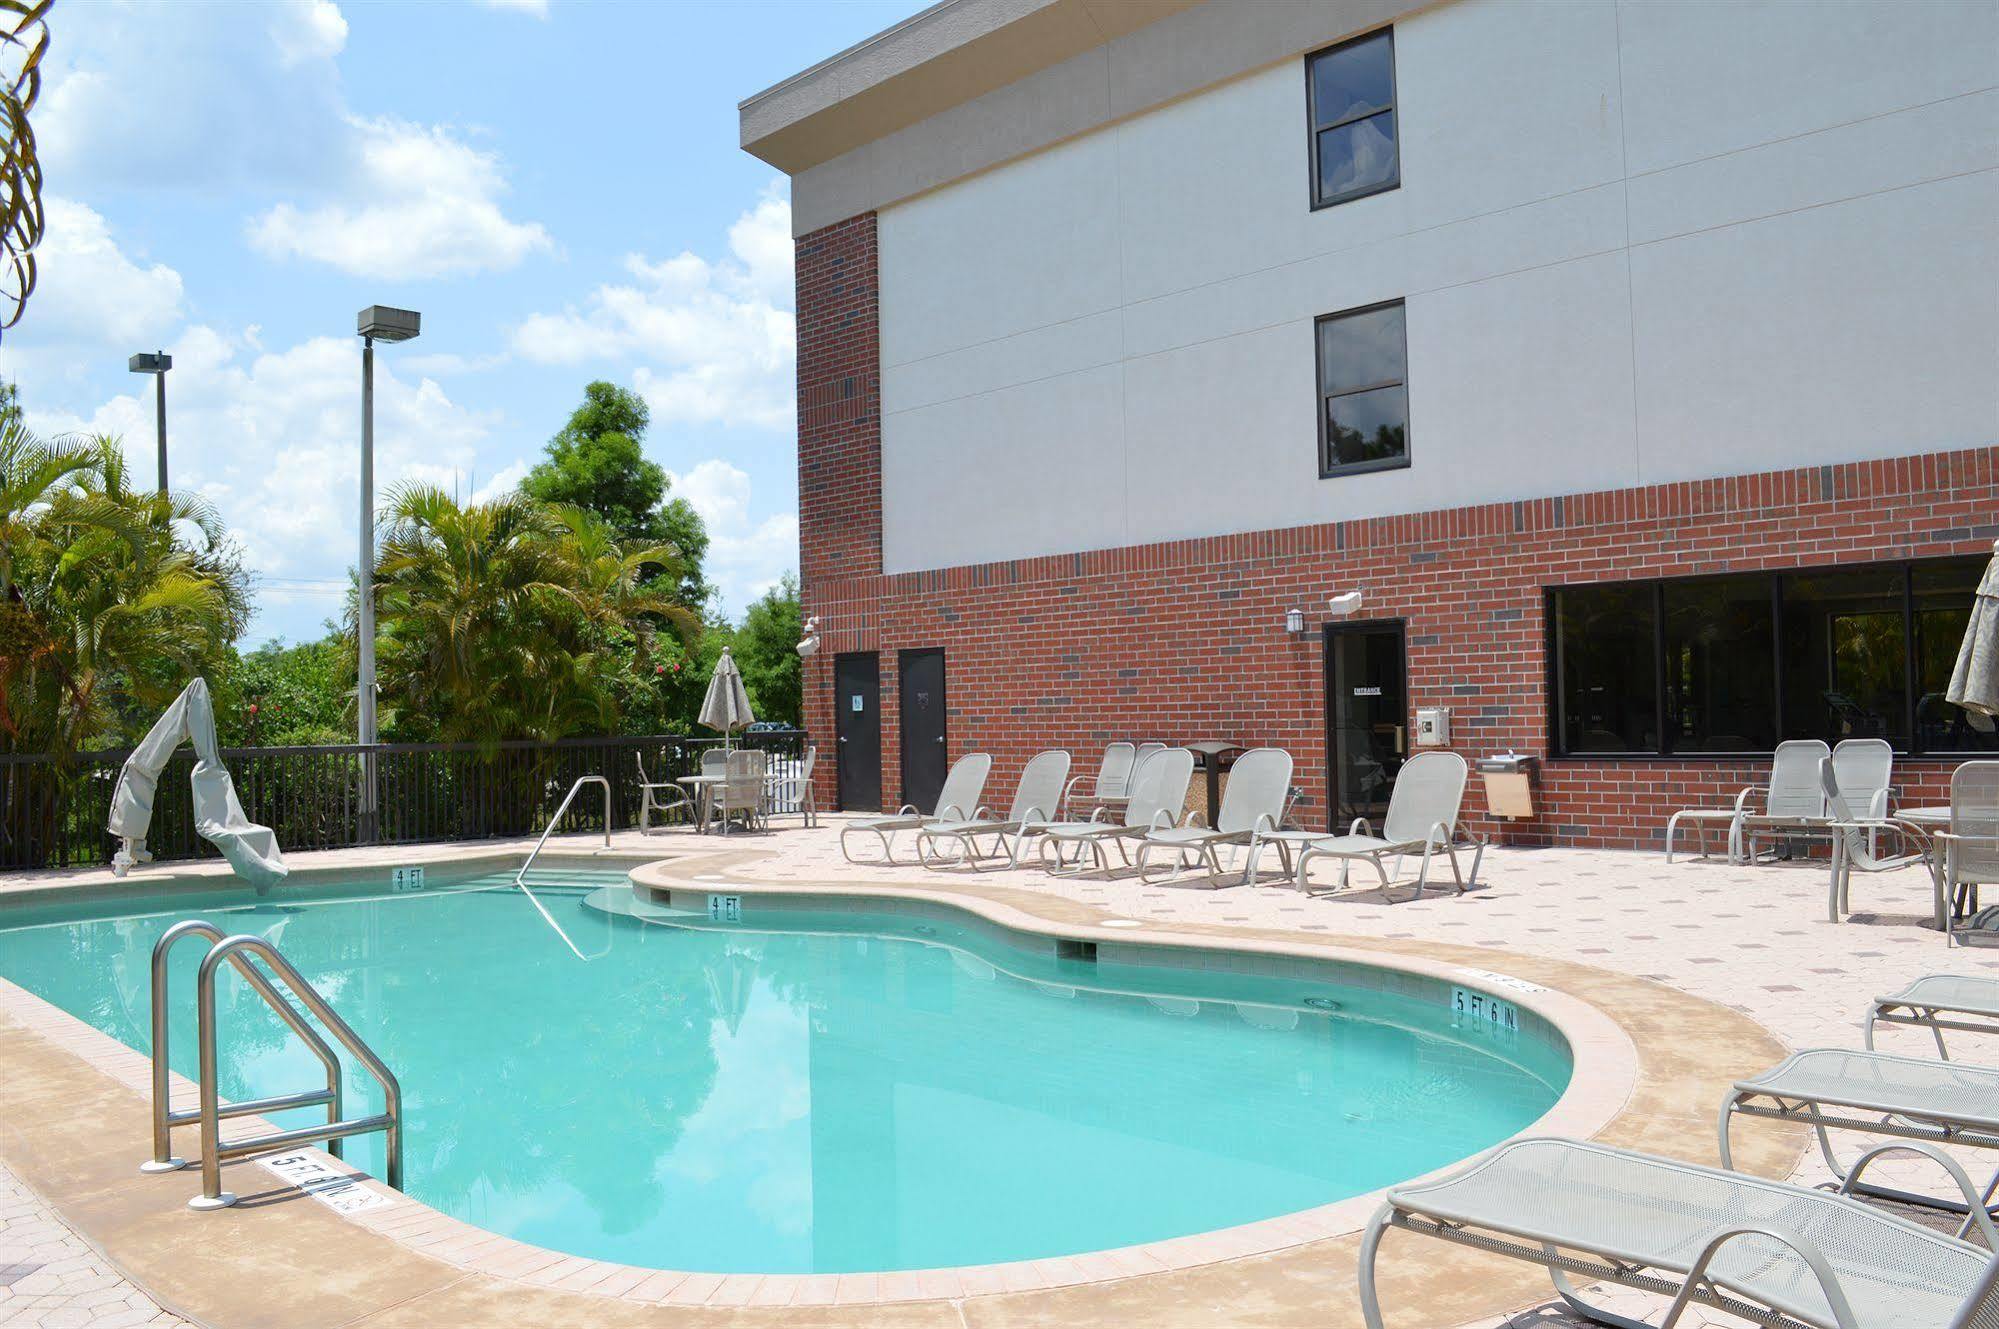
107, 678, 288, 889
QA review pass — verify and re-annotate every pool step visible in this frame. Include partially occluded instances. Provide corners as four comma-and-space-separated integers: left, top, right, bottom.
578, 884, 706, 924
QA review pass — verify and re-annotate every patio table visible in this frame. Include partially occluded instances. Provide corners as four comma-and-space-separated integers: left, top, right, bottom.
677, 773, 725, 833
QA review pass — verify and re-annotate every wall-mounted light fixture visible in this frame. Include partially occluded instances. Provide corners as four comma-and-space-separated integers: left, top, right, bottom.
1328, 591, 1364, 618
795, 615, 822, 658
1284, 607, 1307, 635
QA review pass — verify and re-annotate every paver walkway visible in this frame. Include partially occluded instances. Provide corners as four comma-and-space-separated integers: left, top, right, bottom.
0, 1161, 187, 1328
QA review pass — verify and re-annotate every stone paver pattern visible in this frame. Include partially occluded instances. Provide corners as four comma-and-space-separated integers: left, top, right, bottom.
0, 1163, 188, 1328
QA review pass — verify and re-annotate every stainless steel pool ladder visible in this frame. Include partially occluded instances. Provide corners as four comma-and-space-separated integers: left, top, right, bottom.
145, 920, 403, 1210
514, 775, 611, 962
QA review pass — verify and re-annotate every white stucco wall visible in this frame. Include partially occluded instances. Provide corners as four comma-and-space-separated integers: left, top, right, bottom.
875, 0, 1999, 575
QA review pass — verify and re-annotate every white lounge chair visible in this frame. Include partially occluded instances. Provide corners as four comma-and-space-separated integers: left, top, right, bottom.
1293, 751, 1478, 900
1721, 1047, 1999, 1235
1360, 1136, 1999, 1329
914, 750, 1071, 870
1937, 761, 1999, 933
1665, 739, 1827, 863
1060, 742, 1135, 819
1824, 757, 1930, 923
839, 752, 992, 864
1868, 974, 1999, 1059
1748, 738, 1896, 863
1037, 748, 1195, 877
1134, 747, 1292, 887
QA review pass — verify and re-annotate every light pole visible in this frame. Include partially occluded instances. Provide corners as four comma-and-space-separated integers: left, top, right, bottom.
355, 306, 420, 841
127, 351, 171, 494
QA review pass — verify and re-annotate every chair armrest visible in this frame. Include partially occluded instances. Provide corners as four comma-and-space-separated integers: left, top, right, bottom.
1348, 817, 1372, 836
937, 803, 968, 822
1148, 809, 1178, 832
1251, 813, 1278, 835
1427, 820, 1454, 848
973, 805, 995, 821
1185, 810, 1209, 829
1733, 786, 1759, 814
1836, 1140, 1999, 1248
1868, 789, 1891, 819
897, 804, 920, 817
1678, 1226, 1858, 1329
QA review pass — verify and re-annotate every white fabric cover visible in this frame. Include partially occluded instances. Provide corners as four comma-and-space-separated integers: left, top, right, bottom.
1948, 544, 1999, 723
106, 678, 288, 889
699, 647, 755, 735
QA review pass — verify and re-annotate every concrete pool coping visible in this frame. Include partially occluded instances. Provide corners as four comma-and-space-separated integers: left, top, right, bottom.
0, 833, 1799, 1328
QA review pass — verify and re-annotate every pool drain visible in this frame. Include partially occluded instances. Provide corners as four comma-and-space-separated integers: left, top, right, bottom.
1302, 996, 1342, 1012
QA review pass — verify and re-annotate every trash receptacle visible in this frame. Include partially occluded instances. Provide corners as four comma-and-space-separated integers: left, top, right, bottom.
1184, 740, 1246, 825
1475, 753, 1537, 819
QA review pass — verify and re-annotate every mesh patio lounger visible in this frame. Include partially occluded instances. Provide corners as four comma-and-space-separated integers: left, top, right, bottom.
1664, 739, 1827, 864
839, 752, 992, 864
1867, 974, 1999, 1060
1721, 1047, 1999, 1233
1037, 748, 1195, 878
1293, 751, 1480, 900
914, 749, 1071, 871
1081, 741, 1166, 820
1134, 747, 1293, 887
1359, 1136, 1999, 1329
1937, 761, 1999, 933
1060, 742, 1135, 819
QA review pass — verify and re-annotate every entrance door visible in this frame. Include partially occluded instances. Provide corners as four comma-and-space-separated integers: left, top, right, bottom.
833, 652, 881, 812
1324, 623, 1407, 829
898, 648, 948, 813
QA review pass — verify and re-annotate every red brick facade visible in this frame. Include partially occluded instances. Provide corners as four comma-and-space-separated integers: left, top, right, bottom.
794, 214, 1999, 848
795, 213, 881, 587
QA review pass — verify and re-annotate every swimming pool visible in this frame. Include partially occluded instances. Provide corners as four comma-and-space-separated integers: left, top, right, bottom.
0, 867, 1569, 1274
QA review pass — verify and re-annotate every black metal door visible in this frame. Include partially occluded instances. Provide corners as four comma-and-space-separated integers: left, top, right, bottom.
833, 652, 881, 812
898, 648, 948, 812
1323, 622, 1407, 829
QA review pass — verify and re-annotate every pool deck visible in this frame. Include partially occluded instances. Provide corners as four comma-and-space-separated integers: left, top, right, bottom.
2, 822, 1989, 1329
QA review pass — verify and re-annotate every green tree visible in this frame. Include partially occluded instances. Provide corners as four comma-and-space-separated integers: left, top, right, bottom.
367, 485, 694, 744
520, 382, 712, 607
732, 574, 802, 725
214, 638, 352, 747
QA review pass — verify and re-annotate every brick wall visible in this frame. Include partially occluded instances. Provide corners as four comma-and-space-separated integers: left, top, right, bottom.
793, 218, 1999, 845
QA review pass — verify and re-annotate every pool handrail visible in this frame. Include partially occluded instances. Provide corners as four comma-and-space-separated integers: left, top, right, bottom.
191, 932, 403, 1209
145, 918, 346, 1175
513, 774, 612, 962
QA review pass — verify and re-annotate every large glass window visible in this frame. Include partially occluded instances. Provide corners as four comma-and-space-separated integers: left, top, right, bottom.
1554, 584, 1657, 754
1306, 30, 1398, 209
1915, 559, 1999, 752
1316, 301, 1408, 477
1665, 576, 1776, 752
1549, 554, 1994, 756
1781, 567, 1906, 747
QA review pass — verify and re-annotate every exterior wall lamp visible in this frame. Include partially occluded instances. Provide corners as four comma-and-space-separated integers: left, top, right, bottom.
1284, 608, 1307, 634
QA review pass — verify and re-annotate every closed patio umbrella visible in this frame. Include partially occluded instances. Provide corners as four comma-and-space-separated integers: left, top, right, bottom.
699, 646, 755, 749
1948, 541, 1999, 721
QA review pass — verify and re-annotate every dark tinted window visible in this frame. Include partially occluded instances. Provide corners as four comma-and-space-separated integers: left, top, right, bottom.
1664, 576, 1775, 751
1307, 31, 1398, 208
1915, 557, 1999, 752
1554, 584, 1657, 753
1781, 567, 1907, 747
1316, 302, 1407, 476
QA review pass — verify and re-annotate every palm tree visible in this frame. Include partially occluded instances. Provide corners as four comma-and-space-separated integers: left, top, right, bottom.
370, 485, 695, 745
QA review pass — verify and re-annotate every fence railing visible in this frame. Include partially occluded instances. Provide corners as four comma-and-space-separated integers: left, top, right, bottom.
0, 730, 809, 871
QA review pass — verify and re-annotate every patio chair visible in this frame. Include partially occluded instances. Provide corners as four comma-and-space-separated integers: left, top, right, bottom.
1868, 974, 1999, 1059
1748, 738, 1895, 863
1060, 742, 1135, 819
634, 752, 697, 834
701, 748, 729, 775
915, 749, 1071, 870
1358, 1136, 1999, 1329
1037, 747, 1196, 878
1133, 747, 1292, 887
1665, 739, 1827, 864
1823, 758, 1930, 923
1937, 761, 1999, 931
1720, 1047, 1999, 1235
839, 752, 992, 864
1292, 751, 1478, 900
713, 748, 767, 836
764, 746, 818, 827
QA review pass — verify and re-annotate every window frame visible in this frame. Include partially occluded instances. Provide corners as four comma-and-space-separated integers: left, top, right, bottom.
1304, 28, 1401, 212
1314, 298, 1411, 480
1544, 554, 1992, 760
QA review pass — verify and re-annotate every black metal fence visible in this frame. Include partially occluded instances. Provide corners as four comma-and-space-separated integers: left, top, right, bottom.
0, 730, 808, 871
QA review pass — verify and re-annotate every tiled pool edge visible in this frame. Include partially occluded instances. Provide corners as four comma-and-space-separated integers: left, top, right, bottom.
0, 840, 1797, 1326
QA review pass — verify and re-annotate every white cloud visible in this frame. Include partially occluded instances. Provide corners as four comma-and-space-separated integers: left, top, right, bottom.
272, 0, 349, 65
511, 184, 794, 430
27, 197, 183, 345
248, 116, 553, 280
476, 0, 549, 15
669, 459, 797, 611
28, 326, 497, 595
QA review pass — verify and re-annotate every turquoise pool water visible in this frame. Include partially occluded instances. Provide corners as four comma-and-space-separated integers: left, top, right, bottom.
0, 870, 1568, 1273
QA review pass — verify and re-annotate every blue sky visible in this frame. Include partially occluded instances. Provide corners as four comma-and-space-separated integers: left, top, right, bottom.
2, 0, 916, 646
